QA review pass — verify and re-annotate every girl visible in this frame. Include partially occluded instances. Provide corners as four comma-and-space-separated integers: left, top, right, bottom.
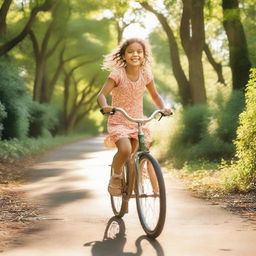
97, 38, 172, 196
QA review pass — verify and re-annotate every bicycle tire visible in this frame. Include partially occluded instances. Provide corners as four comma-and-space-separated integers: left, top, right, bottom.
135, 152, 166, 238
110, 163, 129, 217
103, 216, 126, 240
135, 235, 165, 256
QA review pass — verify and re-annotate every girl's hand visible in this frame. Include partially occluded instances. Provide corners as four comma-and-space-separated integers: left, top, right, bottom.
161, 108, 173, 116
102, 106, 114, 114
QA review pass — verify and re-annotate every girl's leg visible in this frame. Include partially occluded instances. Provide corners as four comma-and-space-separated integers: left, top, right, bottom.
108, 138, 132, 196
130, 138, 139, 156
111, 138, 132, 175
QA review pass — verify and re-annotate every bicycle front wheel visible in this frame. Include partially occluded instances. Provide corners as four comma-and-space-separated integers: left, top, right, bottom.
135, 152, 166, 238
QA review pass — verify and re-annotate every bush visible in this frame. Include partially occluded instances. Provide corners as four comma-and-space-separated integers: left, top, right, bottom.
0, 133, 91, 160
0, 59, 30, 139
74, 116, 100, 136
0, 101, 7, 139
223, 68, 256, 192
28, 102, 59, 138
152, 100, 240, 168
214, 89, 245, 143
163, 105, 211, 168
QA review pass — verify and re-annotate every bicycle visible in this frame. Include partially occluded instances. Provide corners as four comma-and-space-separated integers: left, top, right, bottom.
101, 107, 171, 238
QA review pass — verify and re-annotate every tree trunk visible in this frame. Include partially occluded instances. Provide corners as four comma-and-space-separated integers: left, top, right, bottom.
141, 2, 192, 106
180, 0, 206, 104
33, 56, 46, 101
116, 21, 124, 44
222, 0, 251, 90
30, 18, 62, 103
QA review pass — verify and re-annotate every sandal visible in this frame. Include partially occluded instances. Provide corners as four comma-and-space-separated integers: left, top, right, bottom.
108, 174, 123, 196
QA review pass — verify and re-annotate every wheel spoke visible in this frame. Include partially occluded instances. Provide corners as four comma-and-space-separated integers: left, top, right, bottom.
137, 158, 161, 231
110, 163, 129, 217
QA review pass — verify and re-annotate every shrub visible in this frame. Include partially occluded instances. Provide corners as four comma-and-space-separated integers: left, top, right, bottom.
223, 68, 256, 192
214, 89, 245, 143
0, 101, 7, 139
74, 116, 101, 136
0, 59, 30, 139
152, 100, 240, 169
166, 105, 211, 168
28, 102, 59, 138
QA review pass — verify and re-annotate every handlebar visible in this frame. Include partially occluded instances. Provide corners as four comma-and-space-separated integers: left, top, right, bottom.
100, 107, 172, 124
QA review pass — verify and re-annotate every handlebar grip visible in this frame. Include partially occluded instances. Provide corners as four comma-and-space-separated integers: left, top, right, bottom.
159, 111, 173, 116
100, 108, 116, 115
158, 111, 173, 121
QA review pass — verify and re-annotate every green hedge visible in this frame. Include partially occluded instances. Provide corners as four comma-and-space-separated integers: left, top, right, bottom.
0, 134, 91, 160
0, 101, 7, 139
223, 68, 256, 192
164, 104, 235, 168
0, 59, 30, 139
215, 89, 245, 143
28, 101, 59, 138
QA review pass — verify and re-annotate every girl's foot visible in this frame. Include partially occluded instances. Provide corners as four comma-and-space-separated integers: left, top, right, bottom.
108, 174, 123, 196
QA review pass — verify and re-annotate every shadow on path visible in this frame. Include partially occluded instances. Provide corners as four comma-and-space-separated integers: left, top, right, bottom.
38, 137, 110, 163
44, 186, 91, 208
84, 216, 165, 256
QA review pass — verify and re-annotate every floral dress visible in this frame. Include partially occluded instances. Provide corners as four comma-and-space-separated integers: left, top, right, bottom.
104, 66, 153, 148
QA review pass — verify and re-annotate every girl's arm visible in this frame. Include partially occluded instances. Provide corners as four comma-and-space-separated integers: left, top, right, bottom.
146, 81, 169, 110
97, 78, 116, 113
146, 81, 173, 115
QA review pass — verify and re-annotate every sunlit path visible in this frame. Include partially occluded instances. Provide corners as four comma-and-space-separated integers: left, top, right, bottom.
2, 137, 256, 256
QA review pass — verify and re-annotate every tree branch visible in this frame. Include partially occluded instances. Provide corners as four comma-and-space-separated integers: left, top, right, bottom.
0, 0, 12, 37
0, 0, 52, 56
180, 0, 191, 56
28, 29, 40, 60
204, 43, 226, 85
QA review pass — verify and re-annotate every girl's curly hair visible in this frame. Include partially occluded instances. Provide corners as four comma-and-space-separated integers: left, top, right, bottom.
102, 38, 152, 71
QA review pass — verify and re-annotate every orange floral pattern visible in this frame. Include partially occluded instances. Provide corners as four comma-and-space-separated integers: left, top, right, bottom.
104, 66, 153, 148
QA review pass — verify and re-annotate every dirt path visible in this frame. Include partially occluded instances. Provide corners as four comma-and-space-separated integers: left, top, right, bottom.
1, 137, 256, 256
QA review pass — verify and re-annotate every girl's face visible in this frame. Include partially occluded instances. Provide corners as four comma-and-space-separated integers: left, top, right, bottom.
123, 42, 145, 67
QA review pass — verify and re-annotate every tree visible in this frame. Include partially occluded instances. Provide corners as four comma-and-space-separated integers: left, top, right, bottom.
140, 2, 192, 105
0, 0, 53, 56
0, 0, 12, 37
28, 0, 69, 102
222, 0, 251, 90
180, 0, 206, 104
62, 62, 100, 132
141, 1, 208, 105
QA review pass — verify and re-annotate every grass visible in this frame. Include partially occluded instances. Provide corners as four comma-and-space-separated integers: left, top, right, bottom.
166, 160, 226, 195
0, 133, 92, 161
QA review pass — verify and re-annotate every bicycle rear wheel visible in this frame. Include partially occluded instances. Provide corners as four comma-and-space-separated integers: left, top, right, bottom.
110, 163, 129, 217
135, 152, 166, 238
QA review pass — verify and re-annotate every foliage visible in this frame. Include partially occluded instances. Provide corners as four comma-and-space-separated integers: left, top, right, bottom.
240, 0, 256, 65
28, 101, 59, 138
0, 133, 91, 160
223, 68, 256, 192
214, 89, 245, 143
0, 101, 7, 139
152, 100, 238, 168
165, 105, 210, 168
74, 116, 101, 136
0, 58, 30, 140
